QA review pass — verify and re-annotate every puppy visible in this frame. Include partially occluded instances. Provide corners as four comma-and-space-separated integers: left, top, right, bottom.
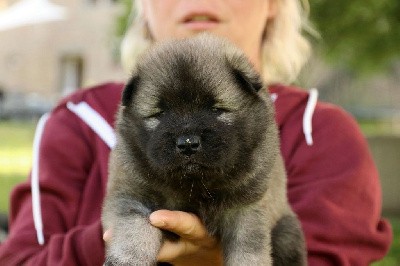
102, 35, 306, 266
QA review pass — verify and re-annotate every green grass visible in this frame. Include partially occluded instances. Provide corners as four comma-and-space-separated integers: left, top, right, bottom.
0, 173, 27, 212
0, 120, 36, 212
0, 120, 399, 264
358, 120, 400, 136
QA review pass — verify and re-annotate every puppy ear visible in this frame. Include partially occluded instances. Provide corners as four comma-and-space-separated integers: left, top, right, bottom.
122, 75, 140, 107
232, 67, 263, 93
226, 52, 264, 94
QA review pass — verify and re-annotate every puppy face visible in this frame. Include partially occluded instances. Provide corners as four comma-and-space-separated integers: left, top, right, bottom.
117, 36, 275, 188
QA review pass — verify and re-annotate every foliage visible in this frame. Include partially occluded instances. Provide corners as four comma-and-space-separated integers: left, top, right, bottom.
115, 0, 133, 40
309, 0, 400, 74
111, 0, 133, 61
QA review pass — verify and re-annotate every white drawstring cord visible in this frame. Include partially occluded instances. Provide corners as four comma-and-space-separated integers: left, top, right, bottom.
67, 102, 116, 149
270, 93, 278, 102
32, 113, 49, 245
303, 88, 318, 146
31, 102, 116, 246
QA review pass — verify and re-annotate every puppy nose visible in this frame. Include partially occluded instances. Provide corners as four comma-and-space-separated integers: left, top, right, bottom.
176, 135, 201, 156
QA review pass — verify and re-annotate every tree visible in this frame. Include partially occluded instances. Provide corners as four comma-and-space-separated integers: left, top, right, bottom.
309, 0, 400, 74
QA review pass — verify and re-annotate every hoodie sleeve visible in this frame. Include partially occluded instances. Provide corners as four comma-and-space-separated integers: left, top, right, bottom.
281, 101, 393, 265
0, 105, 106, 265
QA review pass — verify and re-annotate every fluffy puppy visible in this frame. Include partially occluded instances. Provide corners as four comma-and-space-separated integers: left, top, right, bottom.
102, 35, 306, 266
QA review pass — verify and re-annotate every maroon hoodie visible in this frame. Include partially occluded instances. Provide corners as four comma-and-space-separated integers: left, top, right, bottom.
0, 82, 392, 265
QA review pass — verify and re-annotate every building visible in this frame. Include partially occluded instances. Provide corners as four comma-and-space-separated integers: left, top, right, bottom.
0, 0, 126, 114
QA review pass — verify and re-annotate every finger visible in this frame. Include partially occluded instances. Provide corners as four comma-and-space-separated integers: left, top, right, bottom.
149, 210, 215, 246
157, 239, 223, 264
157, 239, 198, 262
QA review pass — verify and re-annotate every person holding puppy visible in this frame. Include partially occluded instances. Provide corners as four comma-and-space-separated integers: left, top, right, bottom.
0, 0, 392, 265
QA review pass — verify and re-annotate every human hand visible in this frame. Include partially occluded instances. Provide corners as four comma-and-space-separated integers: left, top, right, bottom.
103, 210, 222, 266
149, 210, 222, 265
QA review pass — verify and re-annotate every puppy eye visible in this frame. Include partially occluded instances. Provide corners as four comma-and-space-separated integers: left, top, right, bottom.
147, 110, 164, 119
212, 107, 230, 114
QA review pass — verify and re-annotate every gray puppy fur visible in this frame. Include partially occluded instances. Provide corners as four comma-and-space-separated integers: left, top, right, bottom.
102, 35, 306, 266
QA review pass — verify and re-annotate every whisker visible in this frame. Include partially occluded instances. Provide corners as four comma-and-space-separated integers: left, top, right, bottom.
201, 176, 214, 200
189, 180, 194, 202
180, 174, 184, 189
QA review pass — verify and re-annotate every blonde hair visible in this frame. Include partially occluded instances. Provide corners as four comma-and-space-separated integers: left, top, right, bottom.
121, 0, 314, 85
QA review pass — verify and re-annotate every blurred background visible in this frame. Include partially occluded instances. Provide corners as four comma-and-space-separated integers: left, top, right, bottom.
0, 0, 399, 263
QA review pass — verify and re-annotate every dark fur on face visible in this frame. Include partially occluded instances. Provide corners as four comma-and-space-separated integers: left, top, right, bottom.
102, 35, 306, 266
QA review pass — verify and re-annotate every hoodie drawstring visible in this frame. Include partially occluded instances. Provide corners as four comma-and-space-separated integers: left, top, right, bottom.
32, 113, 49, 245
303, 88, 318, 146
67, 102, 116, 149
